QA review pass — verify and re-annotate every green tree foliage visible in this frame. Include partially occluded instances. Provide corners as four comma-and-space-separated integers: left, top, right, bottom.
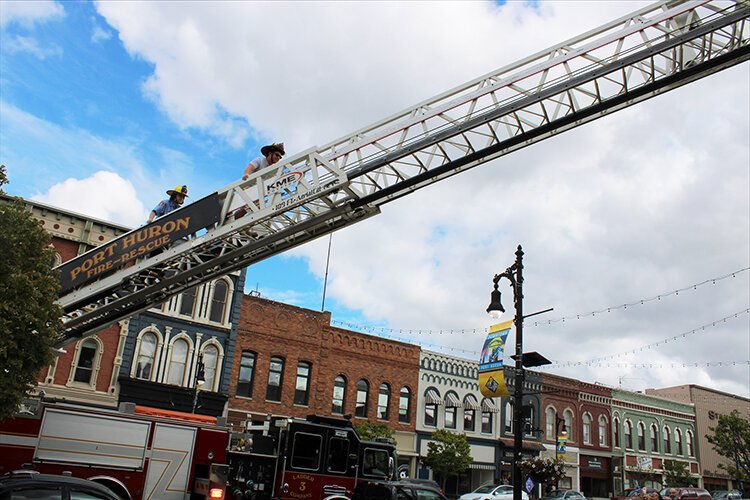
0, 166, 62, 419
354, 420, 395, 441
663, 460, 693, 487
423, 429, 473, 489
707, 410, 750, 480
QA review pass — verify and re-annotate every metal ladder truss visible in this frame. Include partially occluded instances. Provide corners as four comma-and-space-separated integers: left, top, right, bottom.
56, 0, 749, 345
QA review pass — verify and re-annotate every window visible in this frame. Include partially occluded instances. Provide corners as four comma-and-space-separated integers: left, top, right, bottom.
236, 351, 256, 398
398, 386, 411, 423
135, 332, 158, 380
355, 379, 369, 417
675, 428, 683, 455
377, 383, 390, 420
294, 361, 311, 405
291, 432, 321, 471
362, 447, 390, 478
464, 395, 478, 432
614, 417, 620, 448
651, 424, 659, 452
73, 339, 98, 384
209, 280, 229, 322
202, 344, 219, 390
167, 339, 189, 386
424, 388, 440, 427
179, 286, 197, 316
524, 405, 535, 437
624, 420, 633, 449
504, 402, 513, 433
638, 422, 646, 451
445, 405, 457, 429
332, 375, 346, 414
686, 430, 694, 456
482, 411, 493, 434
327, 437, 350, 473
583, 414, 592, 445
563, 409, 574, 441
266, 356, 284, 401
664, 426, 671, 453
598, 415, 607, 446
546, 407, 556, 440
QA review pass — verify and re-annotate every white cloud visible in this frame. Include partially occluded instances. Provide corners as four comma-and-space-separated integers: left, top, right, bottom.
32, 171, 144, 228
3, 35, 62, 58
90, 18, 111, 43
0, 0, 64, 29
77, 1, 750, 395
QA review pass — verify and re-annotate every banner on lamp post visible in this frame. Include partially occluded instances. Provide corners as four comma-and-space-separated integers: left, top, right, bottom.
556, 436, 568, 461
478, 320, 512, 398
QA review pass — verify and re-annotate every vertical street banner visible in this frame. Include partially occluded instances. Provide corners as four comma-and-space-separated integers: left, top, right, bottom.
556, 435, 568, 461
478, 320, 512, 398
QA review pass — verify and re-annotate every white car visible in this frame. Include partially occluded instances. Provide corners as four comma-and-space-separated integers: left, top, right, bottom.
459, 484, 530, 500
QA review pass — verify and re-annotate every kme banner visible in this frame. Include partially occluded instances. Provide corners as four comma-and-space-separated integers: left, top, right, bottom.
478, 320, 512, 398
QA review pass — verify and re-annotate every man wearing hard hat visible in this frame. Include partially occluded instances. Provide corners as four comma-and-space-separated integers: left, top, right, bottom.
148, 185, 188, 223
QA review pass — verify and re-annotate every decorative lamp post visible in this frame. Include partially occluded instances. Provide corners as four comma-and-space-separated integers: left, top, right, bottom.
555, 414, 568, 487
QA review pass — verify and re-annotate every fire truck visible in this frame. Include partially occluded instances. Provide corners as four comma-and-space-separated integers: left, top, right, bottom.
0, 399, 230, 500
225, 414, 396, 500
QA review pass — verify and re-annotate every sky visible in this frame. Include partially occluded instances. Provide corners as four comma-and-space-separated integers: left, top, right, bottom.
1, 0, 748, 398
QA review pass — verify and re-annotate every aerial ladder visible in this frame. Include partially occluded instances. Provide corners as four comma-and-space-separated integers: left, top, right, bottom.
55, 0, 749, 345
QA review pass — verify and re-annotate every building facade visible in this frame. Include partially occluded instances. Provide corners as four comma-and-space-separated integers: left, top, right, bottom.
646, 384, 750, 493
227, 295, 421, 476
611, 389, 699, 493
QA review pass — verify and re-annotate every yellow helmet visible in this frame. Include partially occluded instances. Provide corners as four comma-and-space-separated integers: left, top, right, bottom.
166, 185, 188, 197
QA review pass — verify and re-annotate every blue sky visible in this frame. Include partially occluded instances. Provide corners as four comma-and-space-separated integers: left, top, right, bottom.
1, 0, 748, 395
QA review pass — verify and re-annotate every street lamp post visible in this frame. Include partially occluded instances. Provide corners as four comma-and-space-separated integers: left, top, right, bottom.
487, 245, 525, 500
555, 415, 568, 488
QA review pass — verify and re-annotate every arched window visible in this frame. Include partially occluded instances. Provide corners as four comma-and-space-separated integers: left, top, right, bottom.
179, 286, 198, 316
651, 424, 659, 452
583, 413, 593, 445
464, 395, 478, 432
664, 425, 672, 454
563, 409, 574, 441
504, 401, 513, 433
624, 420, 633, 449
201, 344, 219, 391
73, 339, 98, 384
134, 332, 158, 380
637, 422, 646, 451
209, 279, 229, 323
598, 415, 608, 446
355, 379, 369, 418
167, 339, 189, 386
377, 383, 391, 420
614, 417, 621, 448
524, 405, 536, 437
483, 398, 497, 434
444, 391, 459, 429
332, 375, 347, 414
236, 351, 256, 398
398, 386, 411, 423
546, 407, 556, 440
424, 388, 440, 427
686, 430, 694, 456
675, 428, 683, 455
266, 356, 284, 401
294, 361, 311, 405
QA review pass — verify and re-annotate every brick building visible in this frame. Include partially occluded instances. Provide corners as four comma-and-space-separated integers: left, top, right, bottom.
227, 295, 421, 474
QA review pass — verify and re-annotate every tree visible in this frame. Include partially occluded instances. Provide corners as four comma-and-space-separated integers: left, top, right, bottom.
663, 460, 693, 487
707, 410, 750, 480
354, 420, 395, 441
0, 166, 62, 419
423, 429, 473, 490
520, 457, 566, 491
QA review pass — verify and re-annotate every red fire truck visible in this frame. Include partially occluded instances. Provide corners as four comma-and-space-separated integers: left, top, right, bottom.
225, 414, 396, 500
0, 399, 230, 500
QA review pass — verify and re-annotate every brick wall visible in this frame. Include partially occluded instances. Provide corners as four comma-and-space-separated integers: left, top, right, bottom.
228, 295, 420, 433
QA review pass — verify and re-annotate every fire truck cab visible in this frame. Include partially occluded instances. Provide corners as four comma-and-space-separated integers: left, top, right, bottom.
227, 414, 396, 500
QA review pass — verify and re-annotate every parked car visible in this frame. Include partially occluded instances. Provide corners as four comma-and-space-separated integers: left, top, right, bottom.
0, 472, 123, 500
354, 480, 448, 500
712, 491, 741, 500
615, 488, 663, 500
660, 488, 713, 500
459, 484, 530, 500
543, 490, 587, 500
399, 478, 444, 495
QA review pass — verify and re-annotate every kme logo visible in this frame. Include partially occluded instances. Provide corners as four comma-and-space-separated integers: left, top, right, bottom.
267, 171, 303, 193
